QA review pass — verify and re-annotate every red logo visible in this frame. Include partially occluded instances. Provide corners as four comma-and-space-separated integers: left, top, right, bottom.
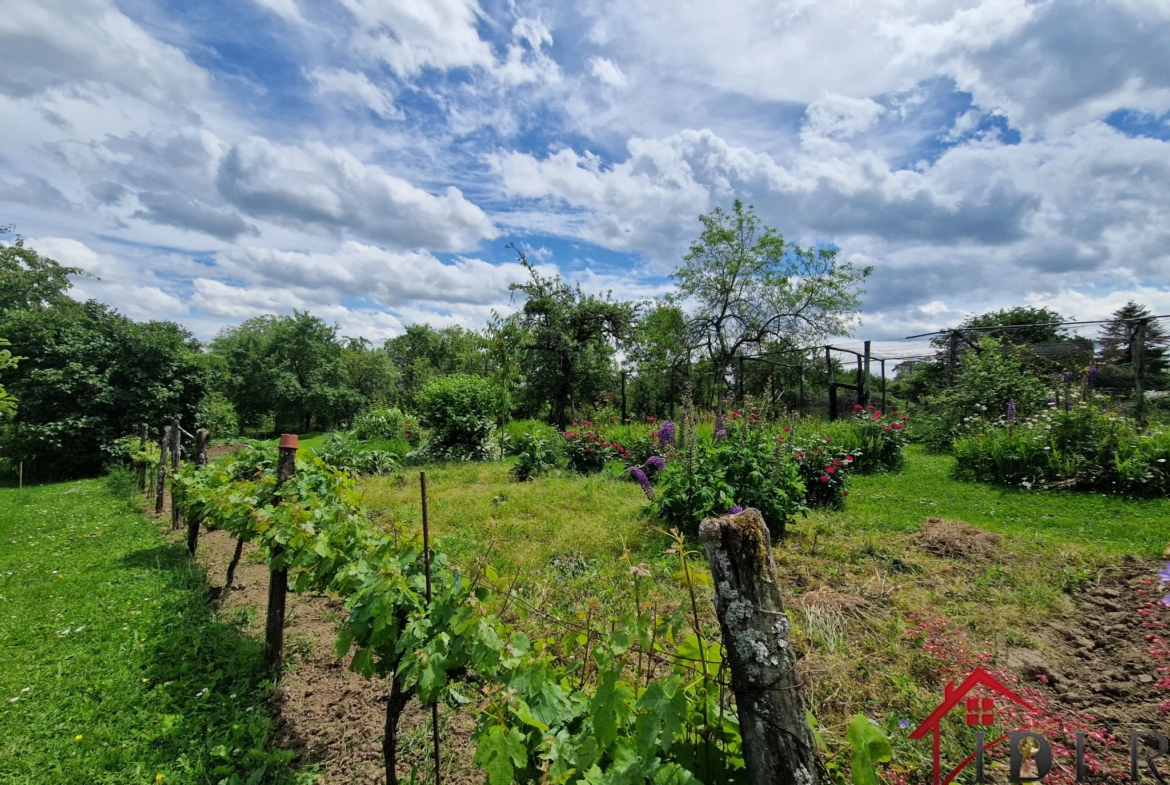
908, 667, 1035, 785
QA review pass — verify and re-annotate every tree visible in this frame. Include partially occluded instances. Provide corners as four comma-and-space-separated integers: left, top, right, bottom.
1099, 301, 1168, 386
627, 303, 689, 418
211, 312, 352, 433
672, 200, 871, 393
938, 306, 1073, 348
341, 337, 397, 418
508, 246, 638, 426
0, 337, 20, 418
0, 301, 208, 477
384, 324, 485, 407
1, 226, 86, 317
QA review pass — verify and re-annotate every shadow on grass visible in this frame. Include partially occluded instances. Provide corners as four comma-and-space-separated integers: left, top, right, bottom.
116, 538, 311, 784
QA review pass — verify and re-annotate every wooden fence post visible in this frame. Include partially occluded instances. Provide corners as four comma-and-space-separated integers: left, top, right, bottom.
170, 418, 182, 530
826, 348, 837, 421
155, 426, 171, 515
137, 423, 148, 492
861, 341, 871, 408
698, 509, 818, 785
265, 434, 298, 672
186, 429, 209, 557
880, 359, 887, 414
1133, 319, 1148, 424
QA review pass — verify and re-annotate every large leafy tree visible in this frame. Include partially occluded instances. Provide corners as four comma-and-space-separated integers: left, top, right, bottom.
672, 200, 871, 384
384, 324, 485, 407
1, 302, 208, 477
1, 226, 85, 317
508, 247, 638, 426
1099, 301, 1168, 386
211, 312, 353, 433
627, 303, 689, 418
0, 337, 20, 418
341, 337, 397, 418
937, 306, 1073, 348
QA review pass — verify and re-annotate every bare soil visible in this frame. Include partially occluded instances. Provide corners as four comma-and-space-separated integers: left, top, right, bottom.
191, 525, 484, 785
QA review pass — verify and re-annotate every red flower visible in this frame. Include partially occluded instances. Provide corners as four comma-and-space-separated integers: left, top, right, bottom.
854, 404, 863, 410
651, 432, 659, 438
795, 452, 805, 458
824, 438, 831, 443
885, 426, 892, 431
827, 467, 836, 474
585, 421, 592, 426
845, 455, 854, 462
844, 492, 850, 497
867, 405, 875, 410
820, 475, 830, 483
777, 436, 785, 442
610, 417, 615, 423
572, 422, 579, 427
647, 416, 656, 422
783, 426, 792, 432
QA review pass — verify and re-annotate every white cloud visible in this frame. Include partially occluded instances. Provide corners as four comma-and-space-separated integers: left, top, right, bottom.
589, 58, 628, 90
308, 68, 402, 119
339, 0, 495, 76
217, 137, 498, 250
0, 0, 207, 103
250, 0, 306, 24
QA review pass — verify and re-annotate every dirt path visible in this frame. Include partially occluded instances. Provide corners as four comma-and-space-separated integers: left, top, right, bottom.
193, 527, 483, 785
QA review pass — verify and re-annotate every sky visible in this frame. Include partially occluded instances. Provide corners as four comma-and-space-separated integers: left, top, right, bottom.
1, 0, 1168, 352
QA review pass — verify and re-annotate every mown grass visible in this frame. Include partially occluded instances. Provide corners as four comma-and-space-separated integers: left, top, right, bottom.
0, 470, 309, 785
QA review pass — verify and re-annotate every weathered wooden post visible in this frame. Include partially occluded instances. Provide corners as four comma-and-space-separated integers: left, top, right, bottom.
861, 341, 871, 408
170, 418, 182, 530
738, 355, 745, 406
155, 426, 171, 515
699, 509, 818, 785
880, 359, 887, 414
265, 433, 298, 672
1133, 319, 1148, 424
185, 429, 209, 557
621, 370, 628, 424
826, 347, 837, 421
137, 423, 148, 492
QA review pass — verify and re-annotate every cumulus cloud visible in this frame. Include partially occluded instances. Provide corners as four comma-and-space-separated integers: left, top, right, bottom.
216, 137, 498, 250
589, 58, 628, 90
0, 0, 206, 102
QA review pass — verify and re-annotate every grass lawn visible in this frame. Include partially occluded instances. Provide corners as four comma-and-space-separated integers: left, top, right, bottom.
0, 472, 309, 785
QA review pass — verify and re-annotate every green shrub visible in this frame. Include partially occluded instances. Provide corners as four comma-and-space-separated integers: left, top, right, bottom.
504, 419, 558, 453
561, 422, 631, 473
919, 338, 1051, 450
198, 391, 240, 439
510, 429, 561, 481
811, 408, 910, 474
352, 406, 420, 445
312, 431, 398, 475
414, 374, 497, 460
652, 417, 806, 536
953, 401, 1170, 496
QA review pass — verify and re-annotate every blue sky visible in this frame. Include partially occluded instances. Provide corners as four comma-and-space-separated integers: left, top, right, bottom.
1, 0, 1168, 351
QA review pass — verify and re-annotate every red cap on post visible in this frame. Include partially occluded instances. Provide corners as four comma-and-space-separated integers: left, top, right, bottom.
278, 433, 299, 449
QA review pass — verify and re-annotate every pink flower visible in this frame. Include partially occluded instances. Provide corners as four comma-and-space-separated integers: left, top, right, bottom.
783, 426, 792, 432
854, 404, 863, 410
844, 492, 849, 497
777, 436, 786, 442
827, 467, 836, 474
867, 405, 875, 410
845, 455, 854, 462
885, 426, 892, 431
824, 438, 831, 443
820, 475, 830, 483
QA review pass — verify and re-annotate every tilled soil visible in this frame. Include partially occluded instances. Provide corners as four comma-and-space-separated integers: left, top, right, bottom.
1015, 556, 1170, 731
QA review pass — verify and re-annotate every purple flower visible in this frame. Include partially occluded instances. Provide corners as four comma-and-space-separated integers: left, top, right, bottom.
727, 505, 744, 515
657, 421, 676, 448
1047, 396, 1056, 409
1088, 364, 1098, 386
626, 466, 654, 499
898, 719, 911, 730
714, 415, 726, 439
1062, 370, 1073, 385
1157, 562, 1170, 584
645, 456, 666, 472
1007, 400, 1017, 424
1064, 399, 1073, 412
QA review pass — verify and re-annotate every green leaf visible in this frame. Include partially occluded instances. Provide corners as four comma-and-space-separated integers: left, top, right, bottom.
474, 725, 527, 785
847, 714, 892, 785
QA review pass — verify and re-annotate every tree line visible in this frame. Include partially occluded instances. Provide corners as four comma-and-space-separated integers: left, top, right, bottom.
0, 201, 875, 477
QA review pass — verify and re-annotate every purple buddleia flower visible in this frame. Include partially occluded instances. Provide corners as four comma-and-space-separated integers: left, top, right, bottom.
1157, 562, 1170, 584
1007, 400, 1017, 424
1062, 370, 1073, 385
714, 415, 726, 439
1088, 364, 1098, 386
645, 456, 666, 472
658, 421, 676, 448
1047, 396, 1056, 409
726, 506, 744, 515
1161, 595, 1170, 608
626, 466, 654, 499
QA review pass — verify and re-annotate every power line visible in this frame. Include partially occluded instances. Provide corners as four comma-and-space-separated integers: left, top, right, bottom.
904, 314, 1170, 340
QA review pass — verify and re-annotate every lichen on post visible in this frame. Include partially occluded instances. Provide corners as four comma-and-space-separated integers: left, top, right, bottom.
698, 508, 818, 785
